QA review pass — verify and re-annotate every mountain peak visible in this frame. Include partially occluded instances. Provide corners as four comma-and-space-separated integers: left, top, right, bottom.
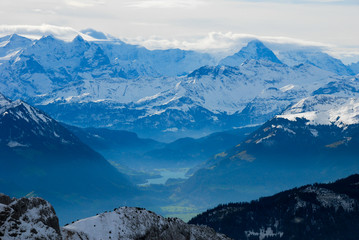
72, 34, 86, 43
219, 39, 282, 66
0, 34, 33, 48
8, 33, 25, 41
39, 34, 56, 41
246, 39, 266, 48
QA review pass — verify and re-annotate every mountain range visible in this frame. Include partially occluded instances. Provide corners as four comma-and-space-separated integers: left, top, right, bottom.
0, 33, 356, 140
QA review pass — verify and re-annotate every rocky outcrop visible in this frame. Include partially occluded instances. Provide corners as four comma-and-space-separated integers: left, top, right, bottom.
0, 193, 61, 239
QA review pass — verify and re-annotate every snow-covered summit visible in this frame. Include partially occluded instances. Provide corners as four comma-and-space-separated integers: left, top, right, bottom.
277, 95, 359, 127
0, 94, 52, 126
62, 206, 231, 240
0, 93, 79, 148
219, 40, 282, 66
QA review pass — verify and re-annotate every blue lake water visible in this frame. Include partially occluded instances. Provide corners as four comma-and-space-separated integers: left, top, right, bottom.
140, 168, 189, 186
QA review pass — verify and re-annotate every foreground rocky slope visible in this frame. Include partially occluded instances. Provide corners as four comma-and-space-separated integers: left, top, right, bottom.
189, 174, 359, 240
62, 207, 231, 240
0, 194, 231, 240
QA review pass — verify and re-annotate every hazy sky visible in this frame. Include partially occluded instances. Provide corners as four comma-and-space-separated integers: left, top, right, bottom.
0, 0, 358, 62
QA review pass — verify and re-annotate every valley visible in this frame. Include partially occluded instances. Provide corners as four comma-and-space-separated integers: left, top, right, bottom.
1, 29, 359, 239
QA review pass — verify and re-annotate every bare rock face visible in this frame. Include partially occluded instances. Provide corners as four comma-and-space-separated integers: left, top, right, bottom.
62, 207, 232, 240
0, 193, 61, 239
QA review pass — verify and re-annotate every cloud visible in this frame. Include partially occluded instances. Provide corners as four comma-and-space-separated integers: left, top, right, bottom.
232, 0, 358, 5
64, 0, 106, 8
124, 32, 359, 63
128, 0, 205, 9
125, 32, 330, 54
0, 24, 358, 63
0, 24, 96, 41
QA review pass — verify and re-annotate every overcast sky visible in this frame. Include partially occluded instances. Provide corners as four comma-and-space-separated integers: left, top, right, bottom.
0, 0, 358, 63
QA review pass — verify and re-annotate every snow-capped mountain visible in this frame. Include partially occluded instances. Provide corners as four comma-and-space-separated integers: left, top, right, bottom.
62, 207, 231, 240
189, 174, 359, 240
219, 40, 282, 66
36, 59, 339, 140
0, 34, 215, 101
277, 49, 353, 76
0, 194, 61, 240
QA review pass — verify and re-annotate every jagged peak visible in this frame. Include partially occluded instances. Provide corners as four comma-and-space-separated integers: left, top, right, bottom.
238, 40, 282, 63
39, 34, 56, 41
72, 34, 86, 43
219, 39, 282, 66
34, 35, 63, 46
245, 39, 267, 49
8, 33, 31, 42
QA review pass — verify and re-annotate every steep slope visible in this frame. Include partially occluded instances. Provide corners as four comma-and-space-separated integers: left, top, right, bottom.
62, 206, 231, 240
189, 174, 359, 240
0, 34, 33, 63
174, 94, 359, 208
219, 40, 282, 66
0, 194, 61, 240
0, 93, 137, 224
